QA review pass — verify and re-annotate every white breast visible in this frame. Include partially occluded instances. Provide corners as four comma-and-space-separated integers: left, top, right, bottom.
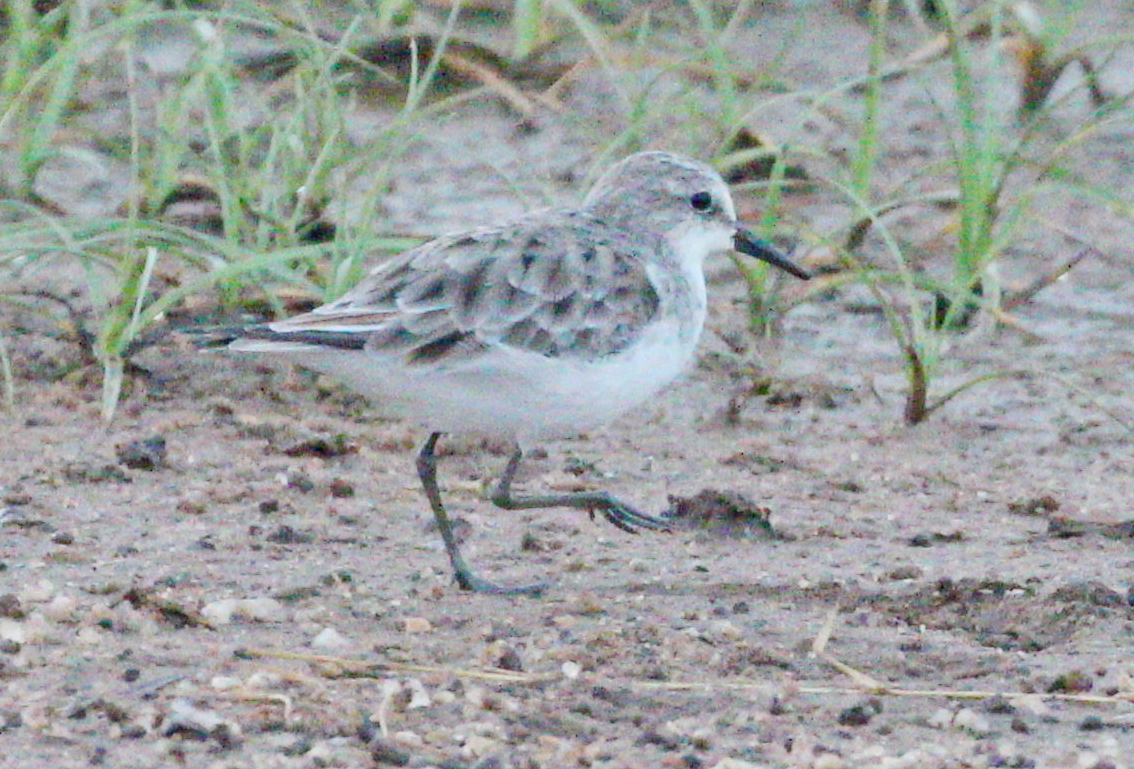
291, 309, 701, 443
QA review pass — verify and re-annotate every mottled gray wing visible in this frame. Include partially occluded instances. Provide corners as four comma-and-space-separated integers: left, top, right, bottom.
267, 211, 661, 365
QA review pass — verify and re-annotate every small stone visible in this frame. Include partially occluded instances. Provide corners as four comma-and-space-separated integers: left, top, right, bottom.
304, 740, 356, 765
371, 737, 411, 765
176, 499, 207, 515
285, 469, 314, 492
1007, 495, 1059, 516
927, 708, 954, 729
205, 397, 236, 416
1079, 715, 1104, 731
392, 730, 423, 748
19, 580, 55, 603
50, 531, 75, 545
200, 597, 285, 625
707, 620, 743, 640
461, 734, 498, 759
0, 595, 22, 618
0, 619, 25, 644
245, 671, 284, 690
982, 695, 1016, 714
164, 698, 242, 747
311, 627, 350, 649
75, 626, 102, 645
401, 683, 429, 711
42, 594, 78, 622
211, 676, 242, 691
837, 699, 881, 727
265, 525, 314, 544
1047, 670, 1093, 693
497, 646, 523, 672
953, 707, 991, 735
402, 617, 432, 633
116, 435, 167, 471
887, 565, 922, 581
329, 478, 355, 498
562, 661, 582, 680
464, 685, 489, 709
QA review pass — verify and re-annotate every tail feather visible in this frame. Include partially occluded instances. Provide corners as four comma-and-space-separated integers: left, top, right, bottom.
179, 324, 368, 352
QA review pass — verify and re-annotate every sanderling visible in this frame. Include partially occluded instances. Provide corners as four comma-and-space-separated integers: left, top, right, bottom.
225, 151, 810, 594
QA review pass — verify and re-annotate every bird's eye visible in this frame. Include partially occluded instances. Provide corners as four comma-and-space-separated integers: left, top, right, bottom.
689, 191, 713, 212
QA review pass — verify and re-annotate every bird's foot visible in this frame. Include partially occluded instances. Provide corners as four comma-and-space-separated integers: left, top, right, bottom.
454, 568, 548, 596
590, 499, 671, 534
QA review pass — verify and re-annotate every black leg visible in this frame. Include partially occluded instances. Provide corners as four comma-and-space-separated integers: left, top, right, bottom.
415, 433, 545, 595
490, 445, 671, 533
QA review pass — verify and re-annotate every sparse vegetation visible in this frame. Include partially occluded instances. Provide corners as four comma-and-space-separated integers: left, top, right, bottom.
1, 0, 1131, 427
4, 4, 1134, 766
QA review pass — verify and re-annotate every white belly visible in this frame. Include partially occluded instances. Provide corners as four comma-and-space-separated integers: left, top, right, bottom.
294, 317, 700, 442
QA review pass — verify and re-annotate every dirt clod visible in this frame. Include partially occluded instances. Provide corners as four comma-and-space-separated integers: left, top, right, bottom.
1007, 495, 1060, 516
1046, 670, 1093, 694
265, 525, 314, 545
116, 435, 167, 470
665, 489, 776, 538
837, 698, 882, 726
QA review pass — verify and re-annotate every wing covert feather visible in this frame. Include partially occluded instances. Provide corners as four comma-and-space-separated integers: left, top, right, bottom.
267, 212, 661, 364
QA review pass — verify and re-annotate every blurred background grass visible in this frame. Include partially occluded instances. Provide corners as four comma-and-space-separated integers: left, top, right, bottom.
0, 0, 1130, 421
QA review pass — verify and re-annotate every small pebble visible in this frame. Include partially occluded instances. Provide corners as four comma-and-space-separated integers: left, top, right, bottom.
927, 707, 954, 729
371, 738, 411, 765
211, 675, 243, 691
245, 671, 284, 690
708, 619, 742, 640
116, 435, 167, 471
461, 734, 499, 758
402, 616, 432, 633
19, 580, 55, 603
1079, 715, 1104, 731
164, 698, 241, 747
311, 627, 350, 649
953, 707, 991, 735
0, 595, 22, 618
404, 679, 432, 710
837, 699, 881, 727
1048, 670, 1093, 693
75, 626, 102, 645
329, 478, 355, 498
200, 597, 285, 625
392, 730, 423, 747
887, 565, 922, 580
42, 594, 78, 622
1, 619, 27, 644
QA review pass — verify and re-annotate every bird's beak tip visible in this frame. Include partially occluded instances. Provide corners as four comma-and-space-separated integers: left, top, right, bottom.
732, 229, 811, 281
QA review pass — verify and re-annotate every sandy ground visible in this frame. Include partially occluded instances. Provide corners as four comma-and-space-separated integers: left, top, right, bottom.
3, 3, 1134, 768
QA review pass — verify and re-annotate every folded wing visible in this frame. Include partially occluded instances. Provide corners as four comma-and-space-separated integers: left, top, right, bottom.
248, 211, 661, 366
